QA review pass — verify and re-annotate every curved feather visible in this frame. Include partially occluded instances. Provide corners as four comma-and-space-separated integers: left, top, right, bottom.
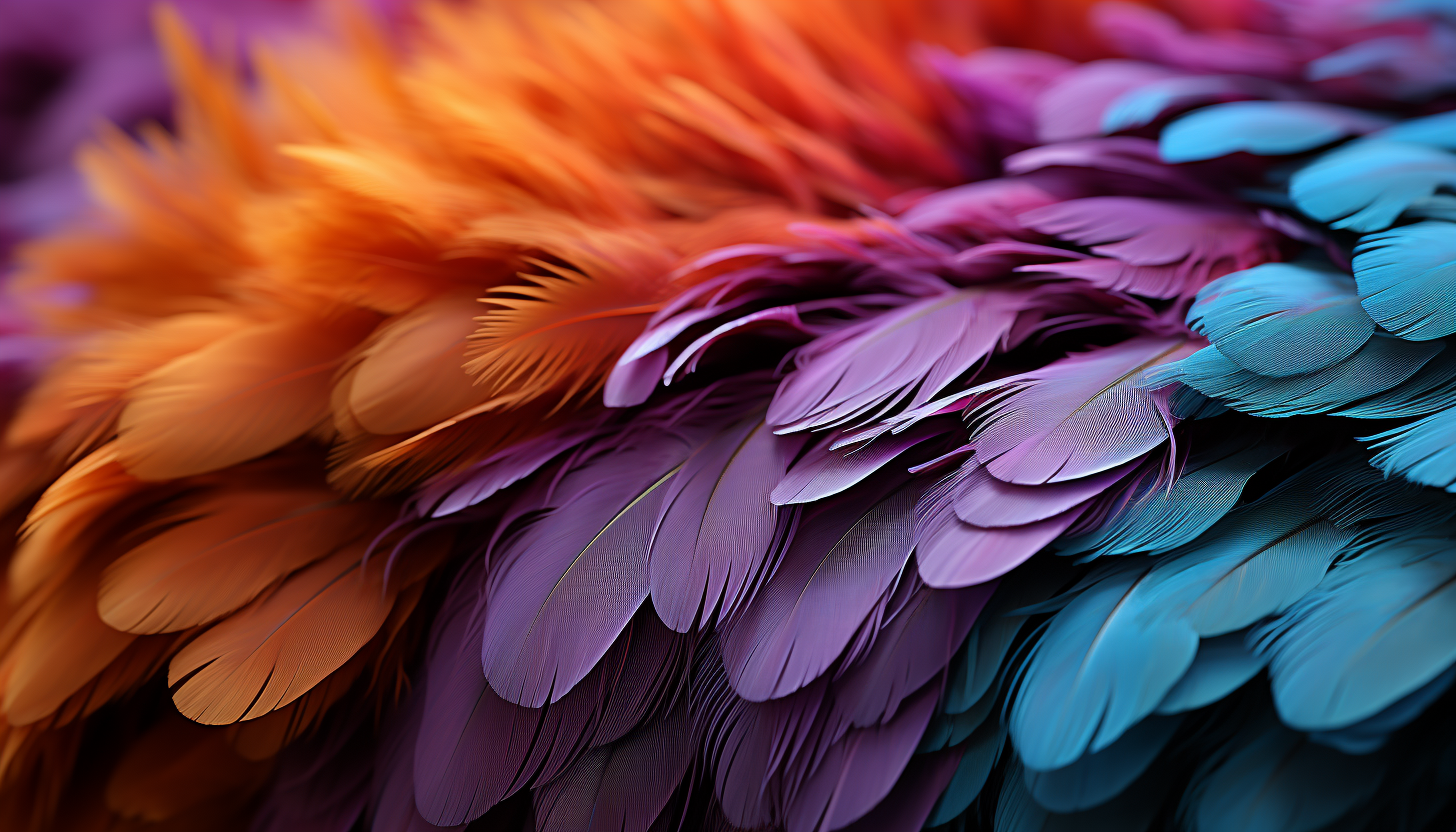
1159, 101, 1390, 163
1058, 437, 1287, 559
98, 489, 372, 634
1365, 408, 1456, 490
1187, 263, 1374, 377
1290, 139, 1456, 232
831, 582, 993, 728
1023, 714, 1182, 813
1256, 539, 1456, 731
481, 440, 687, 707
967, 337, 1194, 485
1154, 632, 1266, 715
845, 749, 962, 832
925, 724, 1001, 826
1102, 74, 1288, 134
783, 683, 937, 832
1153, 337, 1443, 418
772, 422, 945, 506
952, 456, 1133, 528
1034, 60, 1178, 143
720, 480, 919, 701
1331, 348, 1456, 419
649, 417, 798, 632
1020, 198, 1279, 300
767, 288, 1029, 434
116, 315, 369, 480
167, 542, 396, 725
1352, 221, 1456, 341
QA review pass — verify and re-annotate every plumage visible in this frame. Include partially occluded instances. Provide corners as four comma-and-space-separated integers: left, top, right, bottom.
965, 337, 1195, 485
1158, 101, 1391, 163
5, 0, 1456, 828
1352, 221, 1456, 341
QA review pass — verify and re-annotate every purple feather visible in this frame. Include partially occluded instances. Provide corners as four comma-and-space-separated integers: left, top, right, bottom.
772, 422, 947, 506
591, 614, 695, 747
481, 438, 688, 707
1004, 137, 1222, 201
412, 419, 606, 518
767, 288, 1032, 433
1091, 2, 1302, 78
1018, 198, 1283, 299
837, 750, 963, 832
929, 46, 1074, 153
966, 336, 1196, 485
707, 676, 830, 828
783, 683, 939, 832
953, 456, 1136, 527
533, 703, 695, 832
720, 478, 921, 701
1036, 60, 1180, 143
370, 690, 464, 832
915, 469, 1084, 588
650, 416, 801, 632
831, 582, 994, 728
897, 173, 1083, 243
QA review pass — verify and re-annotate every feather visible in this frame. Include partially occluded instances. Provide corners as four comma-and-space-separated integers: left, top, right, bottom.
784, 683, 937, 832
1034, 60, 1179, 143
945, 567, 1071, 714
1158, 101, 1391, 163
411, 418, 605, 518
1186, 263, 1374, 377
532, 703, 693, 832
1289, 139, 1456, 232
1058, 436, 1286, 559
831, 582, 994, 728
767, 288, 1030, 434
649, 417, 798, 632
897, 175, 1080, 242
98, 489, 373, 634
720, 478, 919, 701
1004, 137, 1222, 200
1255, 538, 1456, 732
1019, 198, 1280, 300
925, 724, 1002, 826
1181, 719, 1385, 832
1352, 221, 1456, 341
1309, 666, 1456, 755
346, 293, 492, 436
1154, 632, 1266, 715
1008, 561, 1197, 771
116, 315, 372, 480
841, 749, 962, 832
995, 759, 1168, 832
1371, 109, 1456, 149
1023, 714, 1182, 813
3, 565, 136, 726
915, 468, 1082, 589
771, 422, 946, 506
1152, 336, 1443, 418
952, 456, 1134, 528
167, 542, 396, 724
1102, 74, 1289, 134
967, 337, 1195, 486
1366, 408, 1456, 490
1330, 348, 1456, 419
414, 577, 596, 826
481, 438, 688, 707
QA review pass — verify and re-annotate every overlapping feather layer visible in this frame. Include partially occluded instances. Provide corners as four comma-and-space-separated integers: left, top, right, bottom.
2, 0, 1456, 831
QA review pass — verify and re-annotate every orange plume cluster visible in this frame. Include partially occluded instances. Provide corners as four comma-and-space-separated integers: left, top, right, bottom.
0, 0, 1156, 827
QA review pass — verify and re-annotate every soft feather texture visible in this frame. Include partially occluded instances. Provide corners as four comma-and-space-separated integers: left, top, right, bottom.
6, 0, 1456, 829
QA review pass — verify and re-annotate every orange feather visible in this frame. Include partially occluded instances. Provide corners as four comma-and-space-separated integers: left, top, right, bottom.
167, 541, 396, 724
98, 488, 378, 634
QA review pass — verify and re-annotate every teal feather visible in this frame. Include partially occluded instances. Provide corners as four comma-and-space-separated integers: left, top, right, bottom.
1290, 139, 1456, 232
1353, 221, 1456, 340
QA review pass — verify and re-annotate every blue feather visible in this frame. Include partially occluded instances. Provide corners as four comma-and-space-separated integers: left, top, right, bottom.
1290, 139, 1456, 232
1255, 537, 1456, 731
1008, 561, 1197, 771
1101, 75, 1284, 135
1155, 632, 1267, 715
1187, 263, 1374, 377
1023, 715, 1182, 813
1352, 221, 1456, 340
1407, 193, 1456, 221
1370, 109, 1456, 149
926, 723, 1003, 827
1167, 386, 1230, 420
1181, 718, 1386, 832
1309, 666, 1456, 755
1058, 437, 1286, 559
945, 569, 1068, 714
1365, 408, 1456, 490
1149, 337, 1443, 418
1158, 101, 1391, 163
1330, 348, 1456, 418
